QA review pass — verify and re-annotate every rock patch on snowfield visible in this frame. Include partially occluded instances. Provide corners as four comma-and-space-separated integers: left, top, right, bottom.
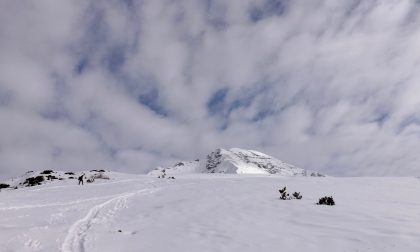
0, 183, 10, 189
23, 176, 45, 187
0, 170, 112, 191
149, 148, 324, 177
40, 170, 54, 175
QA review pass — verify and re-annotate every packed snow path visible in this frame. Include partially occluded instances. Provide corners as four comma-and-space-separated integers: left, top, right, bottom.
0, 174, 420, 251
61, 185, 159, 252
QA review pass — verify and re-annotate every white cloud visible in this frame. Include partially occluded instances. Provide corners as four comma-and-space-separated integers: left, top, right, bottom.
1, 0, 420, 178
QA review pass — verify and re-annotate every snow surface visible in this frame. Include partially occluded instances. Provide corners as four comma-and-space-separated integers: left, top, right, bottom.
1, 173, 420, 252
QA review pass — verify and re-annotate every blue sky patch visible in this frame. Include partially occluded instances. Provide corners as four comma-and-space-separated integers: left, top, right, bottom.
207, 88, 229, 115
103, 46, 126, 74
137, 87, 167, 117
75, 57, 89, 75
250, 0, 288, 22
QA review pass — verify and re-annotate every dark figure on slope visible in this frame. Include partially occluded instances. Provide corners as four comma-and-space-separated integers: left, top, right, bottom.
78, 174, 85, 185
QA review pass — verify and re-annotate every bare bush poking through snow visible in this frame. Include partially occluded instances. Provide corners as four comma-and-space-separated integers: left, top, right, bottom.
279, 187, 292, 200
279, 187, 303, 200
292, 192, 302, 200
279, 187, 286, 194
318, 196, 335, 206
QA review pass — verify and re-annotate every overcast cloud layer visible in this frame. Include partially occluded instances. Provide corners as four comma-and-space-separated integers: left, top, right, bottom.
1, 0, 420, 178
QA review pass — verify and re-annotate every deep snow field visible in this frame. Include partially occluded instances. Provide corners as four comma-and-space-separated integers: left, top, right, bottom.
0, 173, 419, 252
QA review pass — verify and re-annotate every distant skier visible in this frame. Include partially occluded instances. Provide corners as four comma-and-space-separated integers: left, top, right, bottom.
78, 174, 85, 185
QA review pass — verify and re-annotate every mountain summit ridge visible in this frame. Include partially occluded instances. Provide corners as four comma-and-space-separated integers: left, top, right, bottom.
150, 148, 324, 177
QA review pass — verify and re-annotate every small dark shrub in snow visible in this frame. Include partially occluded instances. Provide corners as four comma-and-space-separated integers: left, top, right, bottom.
317, 196, 335, 206
69, 176, 74, 179
279, 187, 286, 194
279, 187, 291, 200
0, 183, 10, 189
168, 176, 175, 179
65, 172, 75, 175
280, 191, 290, 200
279, 187, 303, 200
40, 170, 54, 175
292, 192, 302, 200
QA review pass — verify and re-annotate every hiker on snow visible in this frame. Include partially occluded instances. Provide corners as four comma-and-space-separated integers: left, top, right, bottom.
78, 174, 85, 185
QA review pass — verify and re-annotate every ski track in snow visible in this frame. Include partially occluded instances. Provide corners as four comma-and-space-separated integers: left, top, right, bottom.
0, 179, 145, 211
28, 179, 140, 193
0, 194, 126, 211
61, 184, 158, 252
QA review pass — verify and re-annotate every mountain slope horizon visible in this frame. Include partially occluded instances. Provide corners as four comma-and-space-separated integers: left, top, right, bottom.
149, 148, 324, 177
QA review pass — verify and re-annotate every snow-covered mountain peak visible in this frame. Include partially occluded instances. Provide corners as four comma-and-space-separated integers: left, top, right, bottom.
150, 148, 324, 176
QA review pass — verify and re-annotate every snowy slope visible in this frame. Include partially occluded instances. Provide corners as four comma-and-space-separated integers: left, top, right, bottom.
149, 148, 323, 176
0, 170, 114, 190
0, 174, 419, 252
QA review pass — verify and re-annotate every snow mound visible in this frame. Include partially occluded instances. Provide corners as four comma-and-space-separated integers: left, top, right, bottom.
0, 170, 116, 191
149, 148, 323, 176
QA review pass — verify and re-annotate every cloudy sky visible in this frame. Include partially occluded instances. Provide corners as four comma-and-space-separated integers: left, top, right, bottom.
1, 0, 420, 178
